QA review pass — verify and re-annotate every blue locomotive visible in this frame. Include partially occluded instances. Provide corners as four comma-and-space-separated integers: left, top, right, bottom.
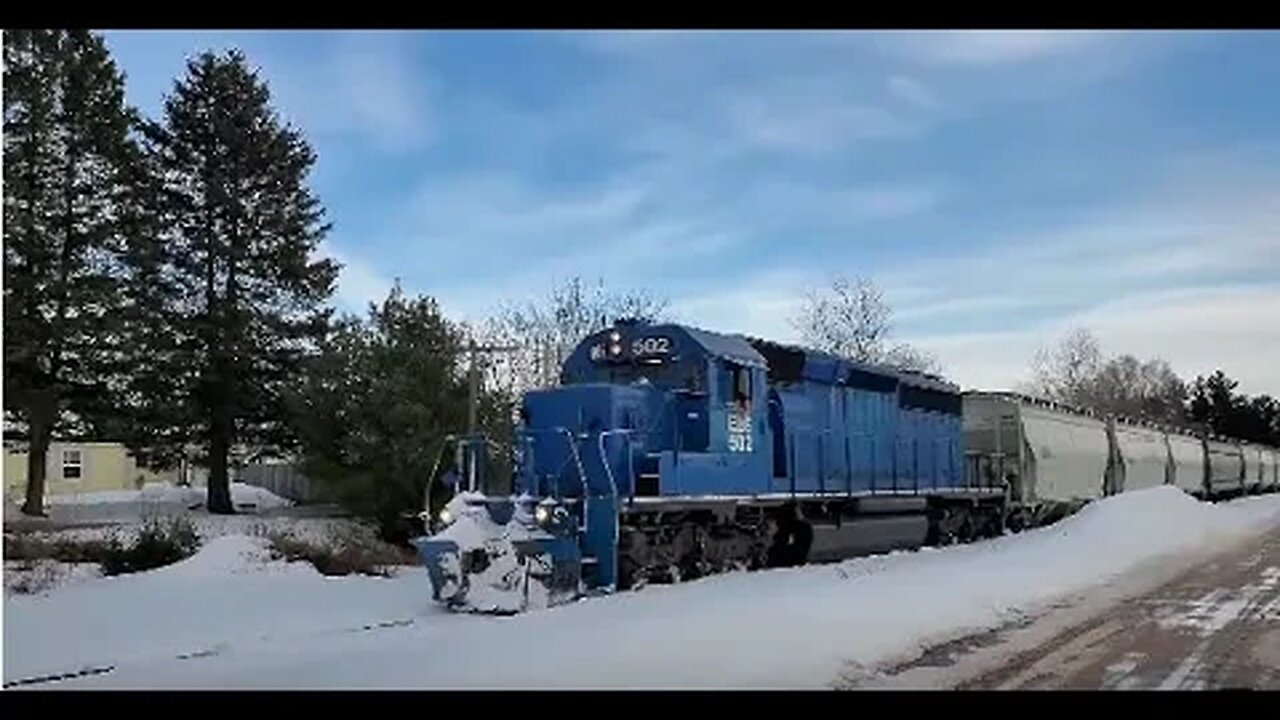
414, 318, 1007, 613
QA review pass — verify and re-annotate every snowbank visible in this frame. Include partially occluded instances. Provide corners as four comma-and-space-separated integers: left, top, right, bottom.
8, 487, 1280, 690
3, 534, 435, 684
42, 482, 293, 511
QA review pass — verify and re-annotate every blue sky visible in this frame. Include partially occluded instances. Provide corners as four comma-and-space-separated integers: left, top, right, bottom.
101, 30, 1280, 394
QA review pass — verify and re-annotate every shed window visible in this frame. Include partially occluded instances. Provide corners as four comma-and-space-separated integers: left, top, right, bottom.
62, 449, 82, 480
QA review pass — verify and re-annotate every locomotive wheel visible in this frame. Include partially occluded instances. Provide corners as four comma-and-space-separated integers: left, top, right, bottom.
617, 555, 647, 591
767, 516, 812, 567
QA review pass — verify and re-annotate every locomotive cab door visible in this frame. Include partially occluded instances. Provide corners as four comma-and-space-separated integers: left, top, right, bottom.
676, 391, 710, 453
723, 361, 754, 454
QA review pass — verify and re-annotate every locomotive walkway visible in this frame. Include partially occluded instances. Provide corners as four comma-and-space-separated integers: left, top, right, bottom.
856, 525, 1280, 690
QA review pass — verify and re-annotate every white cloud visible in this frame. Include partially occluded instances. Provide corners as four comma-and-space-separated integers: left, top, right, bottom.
327, 33, 436, 151
727, 98, 914, 154
567, 30, 708, 57
269, 32, 435, 153
916, 284, 1280, 396
657, 155, 1280, 396
102, 30, 435, 155
317, 239, 395, 313
669, 268, 814, 342
383, 171, 741, 323
887, 75, 937, 109
886, 30, 1112, 66
842, 184, 941, 220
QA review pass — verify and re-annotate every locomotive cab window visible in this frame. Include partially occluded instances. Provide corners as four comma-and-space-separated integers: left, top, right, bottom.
729, 363, 751, 405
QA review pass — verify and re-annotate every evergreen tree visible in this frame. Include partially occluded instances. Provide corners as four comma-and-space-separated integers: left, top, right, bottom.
3, 30, 141, 516
144, 50, 338, 513
1187, 371, 1280, 445
290, 285, 497, 543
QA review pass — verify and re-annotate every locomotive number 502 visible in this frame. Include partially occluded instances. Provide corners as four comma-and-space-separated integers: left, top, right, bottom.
631, 337, 671, 356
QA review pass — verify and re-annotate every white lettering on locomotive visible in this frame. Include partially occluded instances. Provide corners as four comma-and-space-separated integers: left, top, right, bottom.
631, 336, 671, 356
727, 409, 752, 452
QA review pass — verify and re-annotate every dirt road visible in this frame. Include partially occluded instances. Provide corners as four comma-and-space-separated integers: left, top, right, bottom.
856, 528, 1280, 690
969, 528, 1280, 689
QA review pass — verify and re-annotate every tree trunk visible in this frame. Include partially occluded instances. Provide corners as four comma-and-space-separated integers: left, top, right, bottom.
21, 395, 55, 517
207, 406, 235, 514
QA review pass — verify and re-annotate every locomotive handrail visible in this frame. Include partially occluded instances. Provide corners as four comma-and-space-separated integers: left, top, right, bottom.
596, 429, 631, 507
420, 432, 517, 526
420, 433, 457, 525
783, 425, 834, 497
596, 429, 633, 545
517, 426, 590, 534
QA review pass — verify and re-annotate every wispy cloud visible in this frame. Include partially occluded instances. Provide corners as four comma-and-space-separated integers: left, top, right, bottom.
885, 30, 1112, 66
665, 151, 1280, 394
916, 284, 1280, 396
268, 32, 435, 153
317, 239, 395, 313
887, 75, 938, 109
101, 31, 1275, 397
725, 92, 919, 154
103, 31, 435, 154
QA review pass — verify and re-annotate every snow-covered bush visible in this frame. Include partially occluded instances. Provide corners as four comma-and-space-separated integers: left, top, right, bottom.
100, 516, 201, 576
264, 524, 414, 577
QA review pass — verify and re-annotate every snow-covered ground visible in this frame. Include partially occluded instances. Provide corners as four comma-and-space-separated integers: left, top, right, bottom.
6, 486, 1280, 690
3, 535, 431, 684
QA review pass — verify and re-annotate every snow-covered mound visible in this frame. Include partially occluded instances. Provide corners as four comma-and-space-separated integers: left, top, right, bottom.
160, 535, 275, 577
42, 482, 292, 511
8, 487, 1280, 690
3, 533, 431, 684
226, 482, 293, 511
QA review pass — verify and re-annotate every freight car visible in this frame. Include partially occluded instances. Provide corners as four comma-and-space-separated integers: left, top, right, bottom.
961, 392, 1275, 529
412, 319, 1279, 614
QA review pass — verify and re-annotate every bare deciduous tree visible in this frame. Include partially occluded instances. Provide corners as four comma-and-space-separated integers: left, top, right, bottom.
1027, 327, 1103, 406
791, 275, 940, 374
1026, 328, 1188, 424
480, 276, 669, 397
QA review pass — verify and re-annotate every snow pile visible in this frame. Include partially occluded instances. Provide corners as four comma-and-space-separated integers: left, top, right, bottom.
3, 533, 434, 684
43, 482, 293, 511
227, 483, 293, 511
162, 535, 275, 577
9, 487, 1280, 690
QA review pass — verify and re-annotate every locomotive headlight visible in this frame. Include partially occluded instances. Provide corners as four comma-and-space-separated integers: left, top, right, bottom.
609, 330, 621, 343
609, 343, 622, 356
534, 505, 551, 525
438, 508, 453, 526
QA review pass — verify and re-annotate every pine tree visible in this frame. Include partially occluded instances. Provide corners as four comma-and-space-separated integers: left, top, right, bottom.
144, 50, 338, 513
3, 30, 141, 516
289, 284, 482, 543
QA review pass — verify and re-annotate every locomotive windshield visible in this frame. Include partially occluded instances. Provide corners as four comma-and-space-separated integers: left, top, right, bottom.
560, 327, 710, 392
602, 360, 705, 392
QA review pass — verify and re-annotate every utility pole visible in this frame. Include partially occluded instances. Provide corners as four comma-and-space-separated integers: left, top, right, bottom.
467, 340, 520, 433
465, 340, 519, 492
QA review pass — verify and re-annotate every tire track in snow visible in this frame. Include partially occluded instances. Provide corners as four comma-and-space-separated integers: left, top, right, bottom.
4, 616, 427, 689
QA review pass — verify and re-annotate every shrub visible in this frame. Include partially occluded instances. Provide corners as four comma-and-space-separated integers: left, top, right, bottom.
4, 532, 114, 564
99, 516, 202, 576
265, 524, 415, 577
